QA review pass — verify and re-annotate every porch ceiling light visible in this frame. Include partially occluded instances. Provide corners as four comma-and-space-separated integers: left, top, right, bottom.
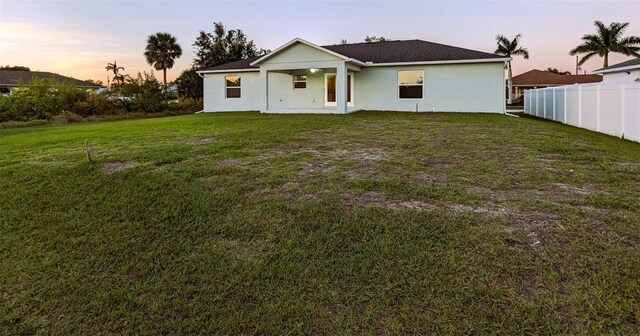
309, 68, 319, 73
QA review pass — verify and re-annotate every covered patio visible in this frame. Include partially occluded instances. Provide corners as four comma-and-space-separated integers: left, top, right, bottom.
250, 39, 364, 114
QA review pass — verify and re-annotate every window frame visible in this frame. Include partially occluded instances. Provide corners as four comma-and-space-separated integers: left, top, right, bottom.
293, 75, 307, 89
397, 70, 424, 100
225, 75, 241, 99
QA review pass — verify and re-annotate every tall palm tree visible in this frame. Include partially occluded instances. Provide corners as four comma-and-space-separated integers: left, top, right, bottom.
495, 34, 529, 104
105, 61, 125, 87
569, 21, 640, 68
144, 32, 182, 89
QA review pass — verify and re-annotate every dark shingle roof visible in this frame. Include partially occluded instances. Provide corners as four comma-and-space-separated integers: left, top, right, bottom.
594, 58, 640, 72
0, 70, 103, 87
512, 70, 602, 86
323, 39, 503, 63
200, 56, 261, 71
201, 39, 504, 71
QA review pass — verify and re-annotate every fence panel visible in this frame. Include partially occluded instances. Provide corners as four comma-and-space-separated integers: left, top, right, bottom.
624, 86, 640, 142
553, 88, 565, 122
524, 83, 640, 143
599, 85, 622, 136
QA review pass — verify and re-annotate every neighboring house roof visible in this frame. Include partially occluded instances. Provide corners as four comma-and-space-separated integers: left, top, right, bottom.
593, 58, 640, 74
0, 70, 103, 88
199, 38, 508, 72
512, 69, 602, 87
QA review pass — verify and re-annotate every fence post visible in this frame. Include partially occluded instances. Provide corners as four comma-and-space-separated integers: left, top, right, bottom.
596, 85, 601, 132
563, 86, 567, 124
552, 87, 556, 121
543, 88, 547, 119
530, 90, 533, 114
577, 85, 582, 127
620, 84, 625, 138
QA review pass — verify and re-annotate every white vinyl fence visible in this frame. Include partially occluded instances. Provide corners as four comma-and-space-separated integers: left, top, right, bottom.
524, 83, 640, 142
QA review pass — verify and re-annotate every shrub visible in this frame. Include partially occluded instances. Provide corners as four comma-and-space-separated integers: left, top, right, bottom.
51, 111, 84, 123
0, 95, 14, 122
6, 77, 89, 121
118, 72, 168, 113
75, 92, 116, 116
167, 98, 203, 113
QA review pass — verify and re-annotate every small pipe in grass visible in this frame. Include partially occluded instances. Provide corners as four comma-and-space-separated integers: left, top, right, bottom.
84, 139, 92, 163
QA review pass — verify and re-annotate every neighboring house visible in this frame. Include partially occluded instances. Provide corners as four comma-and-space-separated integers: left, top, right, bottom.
0, 70, 103, 95
510, 69, 602, 99
592, 58, 640, 85
197, 38, 510, 114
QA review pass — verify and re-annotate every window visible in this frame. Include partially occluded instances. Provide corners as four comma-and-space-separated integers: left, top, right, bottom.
225, 76, 241, 98
398, 70, 423, 99
293, 75, 307, 89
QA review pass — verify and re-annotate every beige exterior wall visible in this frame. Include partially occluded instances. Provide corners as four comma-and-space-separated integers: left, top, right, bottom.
202, 72, 260, 112
201, 41, 506, 113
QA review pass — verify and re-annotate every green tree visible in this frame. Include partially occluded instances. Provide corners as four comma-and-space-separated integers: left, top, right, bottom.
569, 21, 640, 68
0, 65, 30, 71
192, 22, 268, 69
545, 67, 571, 75
105, 61, 125, 87
364, 36, 389, 43
495, 34, 529, 104
119, 72, 168, 113
144, 32, 183, 89
175, 69, 203, 100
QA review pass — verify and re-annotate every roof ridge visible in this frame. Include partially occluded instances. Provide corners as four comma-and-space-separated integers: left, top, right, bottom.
321, 39, 415, 47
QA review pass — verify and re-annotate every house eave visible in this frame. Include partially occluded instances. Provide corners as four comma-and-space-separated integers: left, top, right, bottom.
364, 58, 511, 67
196, 68, 260, 74
593, 64, 640, 74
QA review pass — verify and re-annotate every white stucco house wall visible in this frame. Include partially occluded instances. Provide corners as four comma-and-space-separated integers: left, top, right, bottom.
593, 58, 640, 85
196, 38, 510, 114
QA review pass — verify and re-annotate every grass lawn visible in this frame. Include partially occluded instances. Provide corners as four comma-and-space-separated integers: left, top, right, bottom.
1, 112, 639, 334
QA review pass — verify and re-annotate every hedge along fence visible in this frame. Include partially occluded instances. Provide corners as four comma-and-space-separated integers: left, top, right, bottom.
524, 83, 640, 143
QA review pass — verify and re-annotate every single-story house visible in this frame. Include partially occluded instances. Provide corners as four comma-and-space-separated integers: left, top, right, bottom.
197, 38, 510, 114
592, 58, 640, 85
0, 70, 103, 95
510, 69, 602, 99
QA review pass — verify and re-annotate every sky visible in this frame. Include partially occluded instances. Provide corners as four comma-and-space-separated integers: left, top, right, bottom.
1, 0, 639, 83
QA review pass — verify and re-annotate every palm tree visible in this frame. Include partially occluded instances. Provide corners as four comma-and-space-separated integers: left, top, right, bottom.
569, 21, 640, 68
546, 67, 571, 75
495, 34, 529, 104
144, 32, 182, 89
105, 61, 125, 87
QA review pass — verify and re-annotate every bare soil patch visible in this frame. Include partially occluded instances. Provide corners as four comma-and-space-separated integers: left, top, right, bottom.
554, 183, 598, 195
343, 190, 560, 247
102, 161, 136, 174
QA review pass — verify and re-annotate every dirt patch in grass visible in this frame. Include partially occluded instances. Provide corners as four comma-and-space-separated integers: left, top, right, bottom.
102, 161, 136, 174
298, 161, 336, 176
504, 211, 561, 247
467, 185, 551, 202
216, 158, 245, 167
191, 136, 214, 145
344, 190, 560, 247
342, 191, 507, 214
414, 172, 448, 183
554, 183, 598, 195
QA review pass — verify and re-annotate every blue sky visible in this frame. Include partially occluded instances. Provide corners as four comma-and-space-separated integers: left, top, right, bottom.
1, 0, 639, 82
